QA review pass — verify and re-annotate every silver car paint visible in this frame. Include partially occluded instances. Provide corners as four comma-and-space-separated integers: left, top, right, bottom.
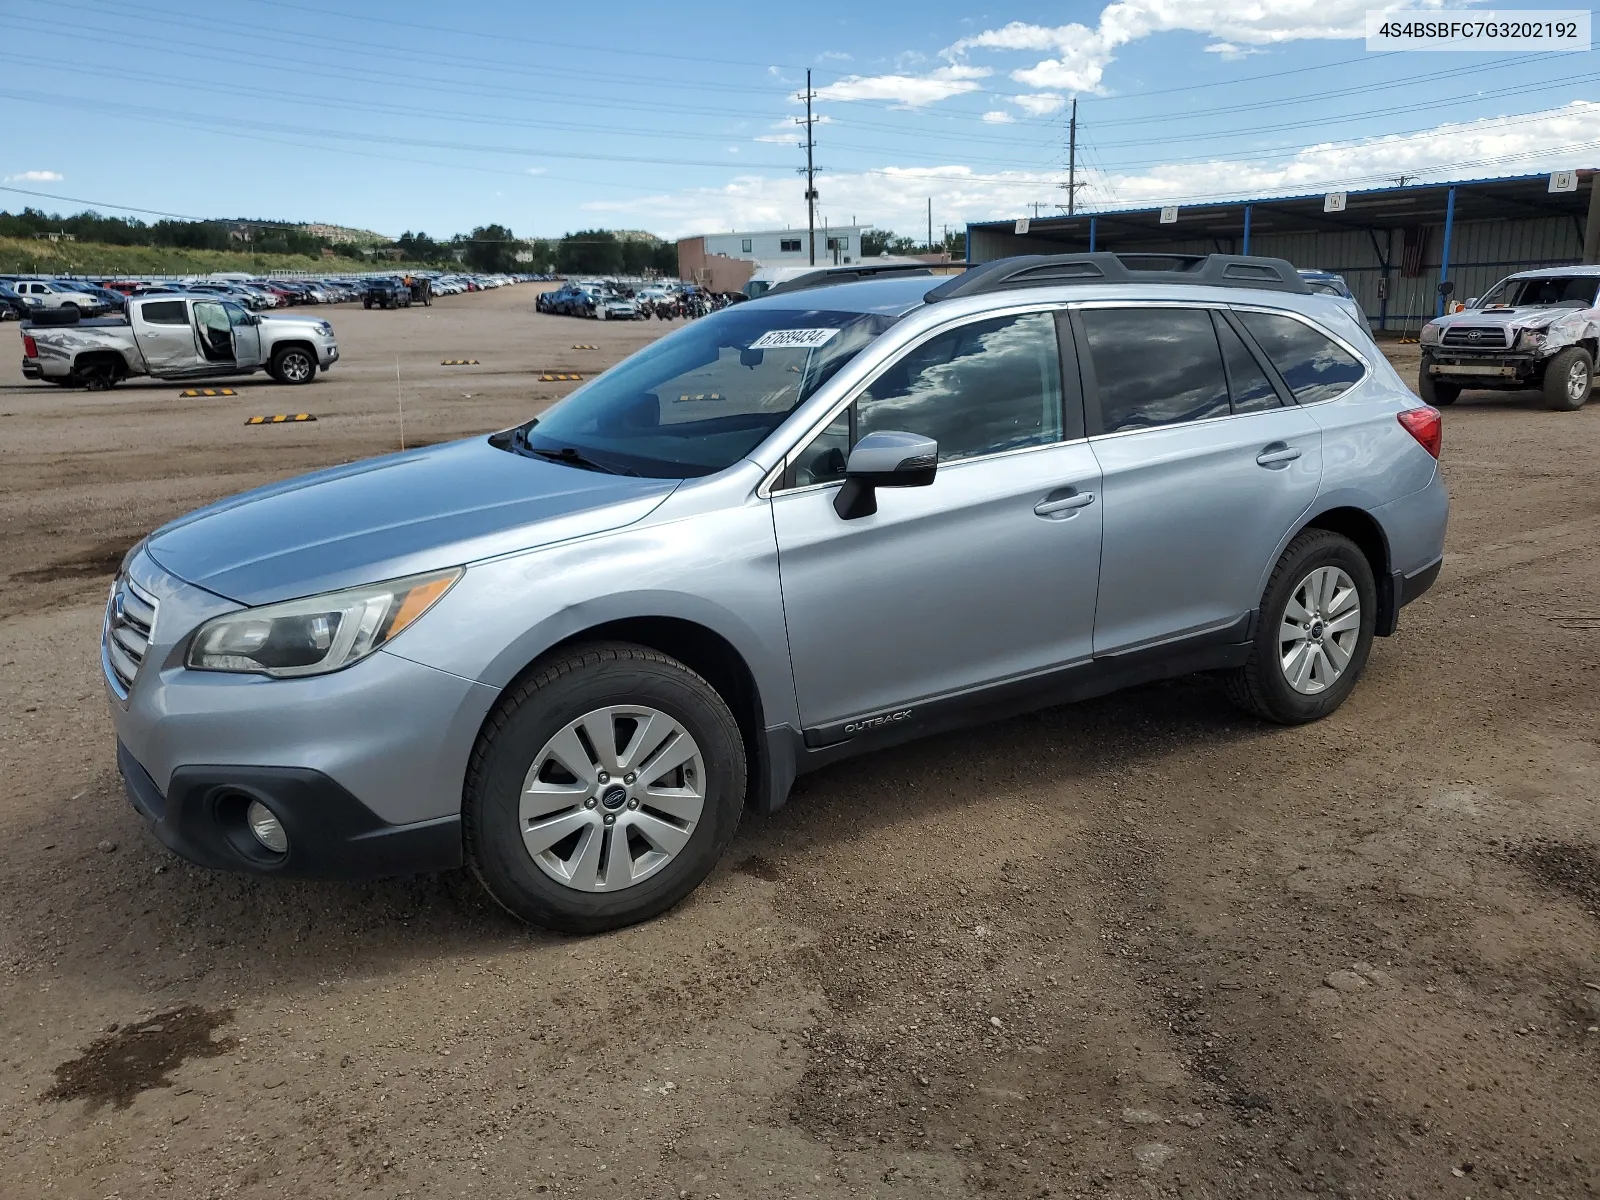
107, 274, 1447, 831
1427, 265, 1600, 360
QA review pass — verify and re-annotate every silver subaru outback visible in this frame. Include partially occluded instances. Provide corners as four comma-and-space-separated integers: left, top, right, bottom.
105, 254, 1447, 933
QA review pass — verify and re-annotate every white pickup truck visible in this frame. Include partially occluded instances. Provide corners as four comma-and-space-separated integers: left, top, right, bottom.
20, 293, 340, 390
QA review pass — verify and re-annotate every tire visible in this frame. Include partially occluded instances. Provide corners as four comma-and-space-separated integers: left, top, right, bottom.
270, 344, 317, 385
1541, 346, 1593, 411
1223, 529, 1377, 725
1417, 357, 1459, 406
363, 299, 372, 309
464, 642, 747, 934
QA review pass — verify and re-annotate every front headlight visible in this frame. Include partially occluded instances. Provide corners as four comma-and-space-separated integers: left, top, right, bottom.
1514, 327, 1547, 351
186, 568, 461, 677
1420, 322, 1442, 346
316, 321, 334, 337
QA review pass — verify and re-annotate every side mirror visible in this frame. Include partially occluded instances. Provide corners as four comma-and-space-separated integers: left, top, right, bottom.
1437, 280, 1455, 298
833, 430, 938, 520
1464, 297, 1479, 309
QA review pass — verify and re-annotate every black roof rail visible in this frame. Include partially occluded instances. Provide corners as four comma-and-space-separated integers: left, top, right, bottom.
763, 261, 948, 297
924, 252, 1310, 303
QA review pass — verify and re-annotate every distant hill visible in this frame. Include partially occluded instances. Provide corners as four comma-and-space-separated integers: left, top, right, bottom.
0, 236, 431, 277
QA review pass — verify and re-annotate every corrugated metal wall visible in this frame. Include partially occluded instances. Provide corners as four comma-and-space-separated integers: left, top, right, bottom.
969, 215, 1584, 331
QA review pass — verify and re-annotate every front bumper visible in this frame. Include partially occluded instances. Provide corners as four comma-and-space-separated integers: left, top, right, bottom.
119, 741, 462, 878
106, 548, 498, 878
1425, 350, 1540, 381
319, 343, 340, 368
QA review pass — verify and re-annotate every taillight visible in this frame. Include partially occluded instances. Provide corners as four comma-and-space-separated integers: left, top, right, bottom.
1398, 405, 1441, 459
22, 333, 38, 358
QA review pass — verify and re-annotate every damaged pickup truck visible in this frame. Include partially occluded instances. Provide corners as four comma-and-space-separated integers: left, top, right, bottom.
1419, 266, 1598, 410
20, 293, 339, 390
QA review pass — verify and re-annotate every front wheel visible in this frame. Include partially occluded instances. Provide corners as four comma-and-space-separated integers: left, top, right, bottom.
1223, 529, 1377, 724
270, 345, 317, 385
1542, 346, 1593, 411
1418, 357, 1459, 406
464, 643, 747, 934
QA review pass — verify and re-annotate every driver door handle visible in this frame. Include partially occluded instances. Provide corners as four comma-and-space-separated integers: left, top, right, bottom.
1256, 443, 1303, 468
1034, 489, 1096, 517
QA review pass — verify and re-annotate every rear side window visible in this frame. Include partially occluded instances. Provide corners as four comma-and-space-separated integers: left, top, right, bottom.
141, 300, 189, 325
1081, 307, 1228, 433
1236, 311, 1364, 403
1215, 316, 1281, 414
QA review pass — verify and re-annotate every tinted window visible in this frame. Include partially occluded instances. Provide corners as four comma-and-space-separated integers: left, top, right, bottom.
1237, 311, 1364, 403
856, 311, 1063, 462
1216, 315, 1281, 414
1082, 307, 1228, 432
789, 409, 851, 486
141, 300, 189, 325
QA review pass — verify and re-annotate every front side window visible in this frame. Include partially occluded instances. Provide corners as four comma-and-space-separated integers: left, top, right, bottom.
1236, 311, 1364, 404
1081, 307, 1229, 433
515, 305, 897, 479
856, 311, 1064, 461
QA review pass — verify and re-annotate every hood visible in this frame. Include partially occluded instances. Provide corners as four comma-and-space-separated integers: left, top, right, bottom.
145, 437, 679, 605
1435, 307, 1553, 329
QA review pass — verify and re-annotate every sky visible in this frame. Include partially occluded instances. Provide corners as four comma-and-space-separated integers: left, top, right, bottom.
1, 0, 1597, 243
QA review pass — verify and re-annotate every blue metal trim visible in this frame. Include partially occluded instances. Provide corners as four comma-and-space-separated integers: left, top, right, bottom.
1088, 217, 1097, 252
1242, 205, 1252, 255
1437, 185, 1457, 317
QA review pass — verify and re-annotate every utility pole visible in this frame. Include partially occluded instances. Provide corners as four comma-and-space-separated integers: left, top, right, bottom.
1060, 97, 1087, 216
798, 69, 818, 266
927, 198, 933, 254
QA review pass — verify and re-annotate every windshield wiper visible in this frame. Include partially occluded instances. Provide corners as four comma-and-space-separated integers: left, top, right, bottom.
526, 444, 637, 476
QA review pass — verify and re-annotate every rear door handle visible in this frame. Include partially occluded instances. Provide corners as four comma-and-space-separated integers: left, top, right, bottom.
1255, 444, 1302, 468
1034, 489, 1096, 517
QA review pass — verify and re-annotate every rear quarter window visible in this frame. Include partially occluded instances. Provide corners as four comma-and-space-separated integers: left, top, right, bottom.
1236, 310, 1364, 404
140, 300, 190, 325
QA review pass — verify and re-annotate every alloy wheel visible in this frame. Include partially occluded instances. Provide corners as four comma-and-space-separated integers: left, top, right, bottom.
518, 705, 706, 892
281, 351, 312, 382
1279, 566, 1360, 695
1568, 359, 1589, 402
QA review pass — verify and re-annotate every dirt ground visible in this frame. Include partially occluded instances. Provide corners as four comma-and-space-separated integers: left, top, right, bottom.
1, 287, 1597, 1199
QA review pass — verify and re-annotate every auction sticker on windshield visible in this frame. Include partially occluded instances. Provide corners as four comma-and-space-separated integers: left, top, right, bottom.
749, 328, 842, 350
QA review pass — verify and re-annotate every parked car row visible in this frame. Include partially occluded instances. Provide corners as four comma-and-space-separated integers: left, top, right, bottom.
1, 272, 531, 321
537, 278, 732, 321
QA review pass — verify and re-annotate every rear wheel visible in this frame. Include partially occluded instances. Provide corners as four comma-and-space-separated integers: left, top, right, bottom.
1542, 347, 1593, 411
1223, 529, 1376, 724
464, 642, 746, 933
270, 344, 316, 385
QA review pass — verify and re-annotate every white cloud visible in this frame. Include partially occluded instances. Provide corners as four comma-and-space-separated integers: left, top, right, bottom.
1011, 93, 1065, 116
946, 0, 1458, 95
811, 64, 990, 107
982, 110, 1016, 124
4, 170, 64, 183
1204, 42, 1265, 59
582, 101, 1599, 238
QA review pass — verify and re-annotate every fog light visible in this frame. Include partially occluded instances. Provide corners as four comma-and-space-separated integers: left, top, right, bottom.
246, 800, 288, 854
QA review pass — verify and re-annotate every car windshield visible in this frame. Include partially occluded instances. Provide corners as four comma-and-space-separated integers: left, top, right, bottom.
514, 305, 898, 478
1480, 275, 1599, 309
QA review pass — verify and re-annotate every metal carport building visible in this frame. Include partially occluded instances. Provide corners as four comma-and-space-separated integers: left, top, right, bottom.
965, 171, 1600, 333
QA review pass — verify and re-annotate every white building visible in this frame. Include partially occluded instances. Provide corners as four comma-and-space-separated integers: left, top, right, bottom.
695, 225, 866, 266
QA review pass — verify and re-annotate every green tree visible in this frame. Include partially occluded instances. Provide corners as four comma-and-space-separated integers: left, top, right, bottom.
557, 229, 623, 275
464, 224, 520, 273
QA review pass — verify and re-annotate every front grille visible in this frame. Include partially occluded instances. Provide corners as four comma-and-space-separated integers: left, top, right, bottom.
1440, 325, 1511, 349
102, 575, 158, 699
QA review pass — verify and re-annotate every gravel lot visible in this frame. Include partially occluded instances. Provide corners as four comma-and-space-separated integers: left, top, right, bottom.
2, 286, 1597, 1198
